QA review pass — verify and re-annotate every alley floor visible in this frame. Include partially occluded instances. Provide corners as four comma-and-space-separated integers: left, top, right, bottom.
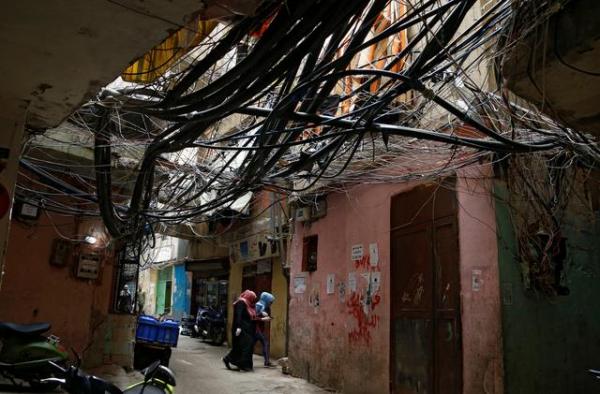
170, 335, 329, 394
0, 335, 329, 394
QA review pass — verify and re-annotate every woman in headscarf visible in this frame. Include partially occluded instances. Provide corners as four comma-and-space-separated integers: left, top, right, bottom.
254, 292, 275, 367
223, 290, 257, 371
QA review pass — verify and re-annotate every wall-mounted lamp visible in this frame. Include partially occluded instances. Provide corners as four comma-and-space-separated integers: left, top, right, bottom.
84, 235, 98, 245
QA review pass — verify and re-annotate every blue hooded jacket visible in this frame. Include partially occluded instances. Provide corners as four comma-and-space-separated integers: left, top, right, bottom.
256, 292, 275, 315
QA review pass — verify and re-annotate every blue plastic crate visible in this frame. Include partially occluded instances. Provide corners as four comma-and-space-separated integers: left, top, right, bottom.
156, 320, 179, 347
136, 315, 159, 343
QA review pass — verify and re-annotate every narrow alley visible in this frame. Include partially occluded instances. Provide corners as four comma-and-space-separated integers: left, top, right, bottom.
0, 1, 599, 394
168, 336, 328, 394
0, 335, 328, 394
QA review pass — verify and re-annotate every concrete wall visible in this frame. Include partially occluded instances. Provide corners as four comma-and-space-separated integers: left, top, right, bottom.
138, 268, 158, 316
287, 166, 503, 393
0, 213, 118, 366
457, 167, 504, 394
495, 179, 600, 393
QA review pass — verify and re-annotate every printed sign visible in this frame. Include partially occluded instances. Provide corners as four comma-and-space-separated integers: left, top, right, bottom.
369, 243, 379, 266
351, 244, 364, 261
348, 272, 357, 292
294, 275, 306, 294
327, 274, 335, 295
472, 269, 483, 292
371, 272, 381, 293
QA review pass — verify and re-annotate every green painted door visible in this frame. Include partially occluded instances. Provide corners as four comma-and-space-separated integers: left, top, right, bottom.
156, 267, 173, 315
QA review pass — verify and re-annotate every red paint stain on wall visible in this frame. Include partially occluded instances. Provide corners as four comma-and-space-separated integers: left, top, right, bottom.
353, 255, 370, 269
346, 289, 380, 345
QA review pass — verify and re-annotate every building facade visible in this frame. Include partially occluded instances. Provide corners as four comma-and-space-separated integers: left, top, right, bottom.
287, 166, 503, 394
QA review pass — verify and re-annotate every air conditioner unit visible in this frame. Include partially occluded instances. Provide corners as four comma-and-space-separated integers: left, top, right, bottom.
311, 198, 327, 219
295, 206, 311, 222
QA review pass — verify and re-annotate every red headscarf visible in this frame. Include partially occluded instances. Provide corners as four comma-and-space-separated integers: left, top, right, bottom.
235, 290, 257, 320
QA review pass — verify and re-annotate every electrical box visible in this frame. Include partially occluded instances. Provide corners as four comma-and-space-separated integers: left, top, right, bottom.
311, 198, 327, 219
76, 254, 101, 280
50, 239, 72, 267
295, 206, 311, 222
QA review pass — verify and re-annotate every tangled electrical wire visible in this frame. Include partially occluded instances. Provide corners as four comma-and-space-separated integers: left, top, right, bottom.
17, 0, 600, 245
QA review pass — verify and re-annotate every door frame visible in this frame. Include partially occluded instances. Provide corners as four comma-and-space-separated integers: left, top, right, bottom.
389, 185, 463, 394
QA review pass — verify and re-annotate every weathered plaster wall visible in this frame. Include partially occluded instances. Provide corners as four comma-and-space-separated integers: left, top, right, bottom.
457, 167, 504, 394
0, 214, 117, 365
172, 263, 191, 320
268, 257, 288, 359
288, 167, 503, 393
495, 180, 600, 393
289, 182, 407, 394
227, 262, 243, 346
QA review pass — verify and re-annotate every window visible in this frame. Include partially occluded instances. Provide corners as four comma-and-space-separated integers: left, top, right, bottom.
302, 235, 318, 272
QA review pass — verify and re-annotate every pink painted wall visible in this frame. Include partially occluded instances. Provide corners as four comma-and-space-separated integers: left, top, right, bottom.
0, 213, 116, 363
456, 166, 504, 394
289, 181, 416, 394
288, 167, 503, 393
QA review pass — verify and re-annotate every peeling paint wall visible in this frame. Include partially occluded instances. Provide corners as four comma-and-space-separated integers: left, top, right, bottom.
495, 178, 600, 393
288, 166, 503, 393
0, 214, 118, 367
457, 167, 504, 394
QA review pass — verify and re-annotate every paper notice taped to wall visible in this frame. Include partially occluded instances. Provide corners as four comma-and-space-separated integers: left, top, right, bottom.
348, 272, 357, 292
294, 275, 306, 294
327, 274, 335, 295
369, 243, 379, 266
351, 244, 363, 261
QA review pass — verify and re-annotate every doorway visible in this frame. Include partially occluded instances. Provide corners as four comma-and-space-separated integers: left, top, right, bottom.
390, 183, 462, 394
241, 260, 273, 355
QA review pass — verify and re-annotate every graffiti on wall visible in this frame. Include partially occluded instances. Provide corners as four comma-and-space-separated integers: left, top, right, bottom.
347, 251, 382, 345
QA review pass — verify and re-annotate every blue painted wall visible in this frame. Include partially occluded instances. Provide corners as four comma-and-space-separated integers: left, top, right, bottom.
172, 263, 190, 320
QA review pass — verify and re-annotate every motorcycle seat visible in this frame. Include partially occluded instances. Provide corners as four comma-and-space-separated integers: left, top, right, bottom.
0, 322, 50, 335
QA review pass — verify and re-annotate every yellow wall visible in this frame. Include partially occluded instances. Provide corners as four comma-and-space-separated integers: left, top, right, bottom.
227, 258, 288, 359
227, 261, 244, 346
269, 257, 288, 358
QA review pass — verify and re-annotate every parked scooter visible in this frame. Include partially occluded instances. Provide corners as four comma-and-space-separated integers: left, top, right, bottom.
0, 321, 68, 389
191, 306, 226, 345
44, 359, 176, 393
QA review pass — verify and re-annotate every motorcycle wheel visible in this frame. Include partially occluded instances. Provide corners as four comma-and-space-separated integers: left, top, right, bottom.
210, 326, 225, 345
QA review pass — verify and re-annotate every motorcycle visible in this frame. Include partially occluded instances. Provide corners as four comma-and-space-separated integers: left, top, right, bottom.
0, 321, 68, 389
43, 358, 176, 393
191, 306, 226, 345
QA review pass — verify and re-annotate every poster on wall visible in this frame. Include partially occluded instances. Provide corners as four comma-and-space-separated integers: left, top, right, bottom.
327, 274, 335, 294
348, 272, 357, 292
369, 243, 379, 266
371, 272, 381, 292
351, 244, 364, 261
294, 275, 306, 294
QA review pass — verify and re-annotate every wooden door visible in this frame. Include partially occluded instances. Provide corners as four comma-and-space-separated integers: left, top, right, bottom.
390, 184, 461, 394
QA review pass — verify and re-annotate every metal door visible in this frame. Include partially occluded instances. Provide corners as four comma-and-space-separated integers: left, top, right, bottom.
390, 184, 461, 394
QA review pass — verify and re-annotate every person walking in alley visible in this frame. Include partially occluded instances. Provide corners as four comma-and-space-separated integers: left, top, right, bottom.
223, 290, 257, 371
254, 292, 275, 367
